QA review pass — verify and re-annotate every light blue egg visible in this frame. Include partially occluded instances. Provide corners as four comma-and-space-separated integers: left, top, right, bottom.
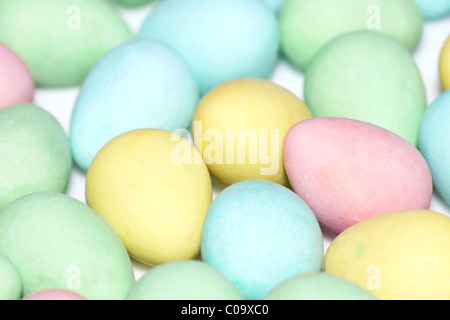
419, 90, 450, 206
415, 0, 450, 20
69, 39, 199, 172
259, 0, 285, 13
201, 180, 324, 300
138, 0, 279, 95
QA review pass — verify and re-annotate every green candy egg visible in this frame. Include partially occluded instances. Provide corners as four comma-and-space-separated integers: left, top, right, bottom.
0, 255, 22, 300
0, 0, 133, 87
0, 103, 72, 212
126, 260, 244, 300
304, 31, 426, 146
265, 272, 377, 300
280, 0, 423, 71
0, 192, 135, 300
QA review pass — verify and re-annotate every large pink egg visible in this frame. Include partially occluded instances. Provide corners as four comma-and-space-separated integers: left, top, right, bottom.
283, 117, 433, 236
22, 290, 87, 301
0, 44, 34, 109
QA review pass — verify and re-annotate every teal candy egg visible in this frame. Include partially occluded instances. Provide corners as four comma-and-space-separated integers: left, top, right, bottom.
139, 0, 279, 95
0, 255, 22, 300
69, 39, 199, 172
126, 260, 244, 300
0, 192, 135, 300
415, 0, 450, 20
419, 90, 450, 206
260, 0, 285, 13
201, 180, 324, 300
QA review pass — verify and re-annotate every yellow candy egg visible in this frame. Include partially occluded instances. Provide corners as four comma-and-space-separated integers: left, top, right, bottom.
440, 36, 450, 91
86, 129, 212, 266
324, 210, 450, 300
192, 78, 312, 188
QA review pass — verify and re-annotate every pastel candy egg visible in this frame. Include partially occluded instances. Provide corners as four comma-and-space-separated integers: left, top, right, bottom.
201, 180, 324, 300
114, 0, 155, 7
0, 192, 135, 300
0, 0, 132, 87
22, 290, 87, 301
324, 210, 450, 300
0, 255, 22, 300
284, 117, 433, 236
415, 0, 450, 20
70, 39, 199, 172
0, 44, 34, 109
259, 0, 285, 13
264, 272, 377, 300
304, 31, 427, 146
0, 103, 72, 212
440, 37, 450, 91
280, 0, 423, 71
192, 78, 312, 188
86, 129, 212, 266
126, 260, 244, 300
419, 90, 450, 206
139, 0, 279, 95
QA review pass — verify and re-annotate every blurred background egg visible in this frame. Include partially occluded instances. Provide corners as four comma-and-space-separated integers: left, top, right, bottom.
415, 0, 450, 21
22, 290, 87, 301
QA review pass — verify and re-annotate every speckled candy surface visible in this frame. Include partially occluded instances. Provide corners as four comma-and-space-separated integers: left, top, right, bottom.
0, 192, 135, 300
0, 255, 22, 300
201, 180, 324, 300
0, 103, 72, 212
280, 0, 423, 71
70, 39, 199, 172
419, 90, 450, 206
264, 272, 377, 300
0, 0, 132, 87
22, 290, 87, 301
0, 44, 34, 109
126, 260, 244, 300
139, 0, 279, 95
440, 37, 450, 91
415, 0, 450, 20
284, 117, 433, 236
304, 31, 427, 146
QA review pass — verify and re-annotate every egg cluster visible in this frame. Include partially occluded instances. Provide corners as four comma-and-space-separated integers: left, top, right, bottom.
0, 0, 449, 301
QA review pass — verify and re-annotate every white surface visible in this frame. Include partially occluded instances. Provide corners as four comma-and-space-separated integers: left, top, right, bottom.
33, 3, 450, 280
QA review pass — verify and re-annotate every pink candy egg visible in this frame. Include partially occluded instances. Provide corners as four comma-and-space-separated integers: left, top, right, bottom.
22, 290, 87, 301
0, 44, 34, 109
283, 117, 433, 236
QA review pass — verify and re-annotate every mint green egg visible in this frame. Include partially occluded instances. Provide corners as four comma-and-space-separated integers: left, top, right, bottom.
265, 272, 378, 300
304, 31, 426, 146
280, 0, 423, 71
0, 255, 22, 300
0, 103, 72, 212
126, 260, 244, 300
0, 192, 135, 300
0, 0, 132, 87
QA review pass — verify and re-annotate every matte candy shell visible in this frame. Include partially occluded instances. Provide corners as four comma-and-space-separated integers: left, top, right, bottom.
264, 272, 377, 300
114, 0, 155, 7
324, 210, 450, 300
201, 180, 324, 300
22, 290, 86, 301
139, 0, 279, 95
70, 39, 199, 172
419, 90, 450, 206
192, 78, 312, 188
86, 129, 212, 266
126, 260, 244, 300
0, 0, 132, 87
0, 255, 22, 300
0, 103, 72, 212
0, 44, 34, 109
280, 0, 423, 71
415, 0, 450, 20
440, 37, 450, 91
0, 192, 135, 300
304, 31, 427, 146
284, 117, 433, 236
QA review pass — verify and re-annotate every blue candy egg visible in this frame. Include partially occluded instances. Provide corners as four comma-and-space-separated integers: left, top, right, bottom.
138, 0, 279, 95
201, 180, 324, 300
419, 90, 450, 206
69, 39, 199, 172
415, 0, 450, 20
260, 0, 285, 13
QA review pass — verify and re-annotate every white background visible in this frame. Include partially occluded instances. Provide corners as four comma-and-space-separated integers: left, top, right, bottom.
33, 2, 450, 280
